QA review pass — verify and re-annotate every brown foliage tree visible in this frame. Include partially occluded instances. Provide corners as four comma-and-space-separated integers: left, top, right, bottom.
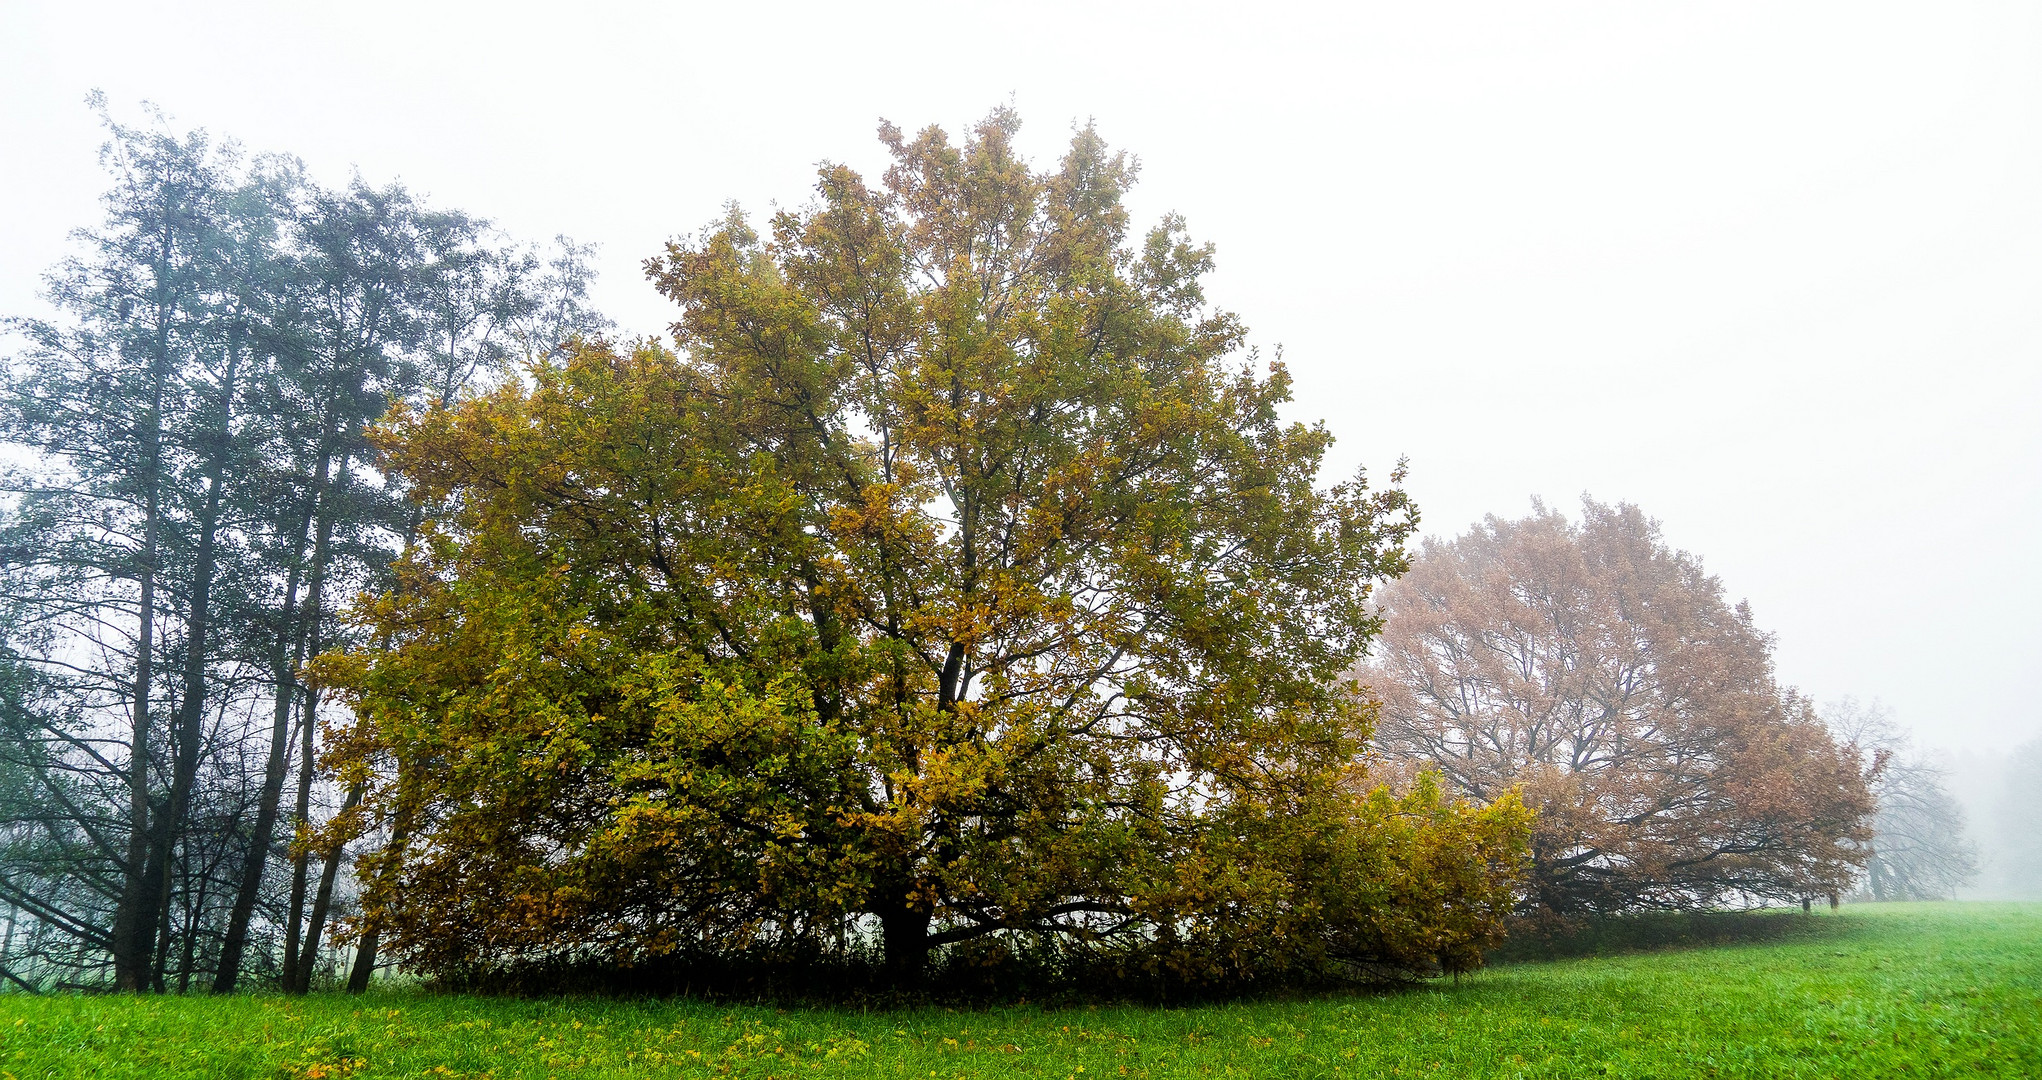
1361, 498, 1872, 915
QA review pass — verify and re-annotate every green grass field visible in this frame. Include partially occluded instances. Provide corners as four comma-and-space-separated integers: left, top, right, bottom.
2, 903, 2036, 1079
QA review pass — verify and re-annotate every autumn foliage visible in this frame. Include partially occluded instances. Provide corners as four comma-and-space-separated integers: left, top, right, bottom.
314, 111, 1530, 993
1363, 500, 1873, 916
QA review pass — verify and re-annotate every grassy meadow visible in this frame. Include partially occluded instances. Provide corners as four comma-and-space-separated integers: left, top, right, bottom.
2, 902, 2036, 1079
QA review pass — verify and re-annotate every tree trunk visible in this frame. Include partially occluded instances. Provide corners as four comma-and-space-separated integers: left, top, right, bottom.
144, 352, 234, 991
279, 685, 316, 989
110, 312, 171, 992
878, 890, 931, 987
280, 452, 345, 991
174, 865, 210, 993
214, 437, 326, 991
293, 782, 362, 994
149, 841, 175, 992
346, 818, 406, 993
110, 557, 156, 992
344, 923, 382, 994
213, 553, 309, 990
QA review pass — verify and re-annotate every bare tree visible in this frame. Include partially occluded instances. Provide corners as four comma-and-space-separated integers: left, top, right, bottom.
1824, 698, 1978, 901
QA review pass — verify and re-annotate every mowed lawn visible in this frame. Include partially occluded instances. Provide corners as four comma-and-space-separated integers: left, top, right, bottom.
2, 903, 2036, 1079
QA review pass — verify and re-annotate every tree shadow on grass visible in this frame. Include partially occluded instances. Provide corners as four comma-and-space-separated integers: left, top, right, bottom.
1487, 908, 1851, 964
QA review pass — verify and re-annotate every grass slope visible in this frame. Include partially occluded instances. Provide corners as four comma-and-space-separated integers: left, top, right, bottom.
2, 903, 2037, 1079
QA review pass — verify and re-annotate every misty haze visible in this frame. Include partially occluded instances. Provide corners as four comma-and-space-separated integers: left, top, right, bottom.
0, 3, 2036, 1076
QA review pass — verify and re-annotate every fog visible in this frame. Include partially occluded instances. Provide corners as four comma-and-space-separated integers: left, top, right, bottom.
4, 0, 2038, 772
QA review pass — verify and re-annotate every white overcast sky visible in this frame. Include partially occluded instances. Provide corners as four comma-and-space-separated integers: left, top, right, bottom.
3, 1, 2037, 754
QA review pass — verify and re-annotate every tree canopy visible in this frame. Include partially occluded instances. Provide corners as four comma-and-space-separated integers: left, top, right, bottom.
1363, 499, 1872, 916
316, 110, 1530, 992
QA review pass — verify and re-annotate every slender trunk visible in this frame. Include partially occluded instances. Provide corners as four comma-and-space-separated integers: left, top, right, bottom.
110, 560, 155, 991
293, 782, 362, 994
175, 867, 209, 993
345, 817, 405, 993
344, 924, 381, 993
2, 906, 16, 970
110, 313, 171, 992
213, 560, 310, 989
343, 497, 433, 995
279, 682, 316, 988
143, 339, 241, 992
214, 451, 323, 991
281, 456, 345, 989
145, 370, 234, 992
149, 838, 175, 992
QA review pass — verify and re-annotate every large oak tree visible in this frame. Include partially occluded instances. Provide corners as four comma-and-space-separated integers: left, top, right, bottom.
319, 110, 1529, 990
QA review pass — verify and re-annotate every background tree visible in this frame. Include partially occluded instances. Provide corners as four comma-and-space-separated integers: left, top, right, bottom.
0, 100, 259, 989
1361, 498, 1873, 915
1993, 737, 2042, 898
1824, 698, 1978, 902
318, 109, 1530, 993
0, 98, 606, 993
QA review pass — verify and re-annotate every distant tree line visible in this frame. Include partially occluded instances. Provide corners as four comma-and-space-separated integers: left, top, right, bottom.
1991, 738, 2042, 896
0, 98, 605, 993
